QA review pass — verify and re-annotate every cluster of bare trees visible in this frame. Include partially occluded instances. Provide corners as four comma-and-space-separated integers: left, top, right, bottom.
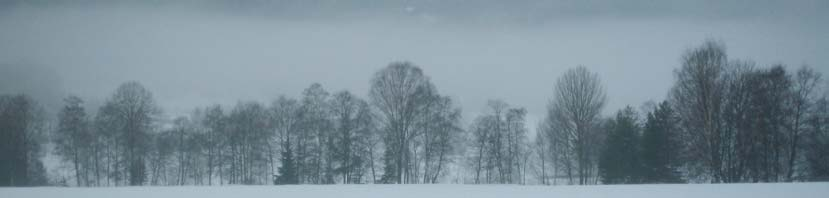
49, 82, 161, 186
371, 62, 464, 184
2, 41, 828, 187
535, 66, 607, 185
469, 100, 531, 184
529, 40, 829, 186
40, 62, 464, 186
146, 83, 383, 185
671, 40, 826, 183
45, 82, 379, 186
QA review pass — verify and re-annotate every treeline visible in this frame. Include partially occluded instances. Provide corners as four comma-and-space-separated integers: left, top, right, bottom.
1, 40, 828, 186
535, 41, 829, 185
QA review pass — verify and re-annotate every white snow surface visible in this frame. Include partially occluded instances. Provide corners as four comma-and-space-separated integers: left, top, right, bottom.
2, 183, 827, 198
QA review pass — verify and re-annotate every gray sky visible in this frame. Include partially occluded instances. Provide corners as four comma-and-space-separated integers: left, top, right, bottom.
1, 1, 827, 131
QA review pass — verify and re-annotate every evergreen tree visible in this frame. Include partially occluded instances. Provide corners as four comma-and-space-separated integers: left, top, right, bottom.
641, 101, 684, 183
599, 106, 642, 184
275, 140, 298, 185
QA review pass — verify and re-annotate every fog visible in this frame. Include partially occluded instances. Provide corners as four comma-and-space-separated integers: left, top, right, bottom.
1, 1, 827, 129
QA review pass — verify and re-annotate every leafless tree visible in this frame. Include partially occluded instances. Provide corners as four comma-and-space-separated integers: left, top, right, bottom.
370, 62, 435, 184
468, 100, 528, 184
534, 123, 550, 185
786, 66, 822, 181
54, 96, 92, 186
329, 90, 375, 184
417, 95, 462, 184
201, 105, 226, 185
224, 101, 272, 184
670, 40, 729, 182
296, 83, 333, 184
96, 81, 161, 186
545, 66, 607, 185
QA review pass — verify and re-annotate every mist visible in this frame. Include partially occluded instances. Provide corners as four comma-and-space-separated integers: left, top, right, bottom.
1, 0, 827, 128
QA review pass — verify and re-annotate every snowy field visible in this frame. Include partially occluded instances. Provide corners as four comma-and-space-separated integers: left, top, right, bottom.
2, 183, 828, 198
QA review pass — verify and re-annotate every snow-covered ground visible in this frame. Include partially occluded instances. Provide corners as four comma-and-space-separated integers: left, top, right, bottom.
2, 183, 827, 198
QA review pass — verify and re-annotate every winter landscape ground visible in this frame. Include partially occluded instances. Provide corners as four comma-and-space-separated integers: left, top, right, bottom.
3, 183, 828, 198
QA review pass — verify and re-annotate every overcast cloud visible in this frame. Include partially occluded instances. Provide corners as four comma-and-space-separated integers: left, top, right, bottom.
1, 0, 827, 130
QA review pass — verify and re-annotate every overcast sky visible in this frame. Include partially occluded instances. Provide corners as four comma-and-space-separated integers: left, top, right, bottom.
1, 0, 827, 131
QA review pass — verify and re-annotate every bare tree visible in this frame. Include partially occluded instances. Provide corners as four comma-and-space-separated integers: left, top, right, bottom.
54, 96, 92, 186
670, 40, 729, 182
329, 90, 374, 184
169, 116, 203, 185
224, 101, 272, 184
417, 95, 462, 184
545, 66, 607, 185
148, 125, 173, 185
370, 62, 435, 184
468, 100, 527, 184
786, 66, 822, 181
534, 124, 550, 185
295, 83, 333, 184
505, 107, 528, 184
96, 81, 161, 186
201, 105, 226, 185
